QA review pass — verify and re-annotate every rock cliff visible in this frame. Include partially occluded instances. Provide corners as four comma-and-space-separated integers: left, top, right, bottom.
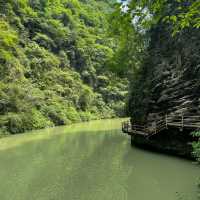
129, 24, 200, 125
128, 23, 200, 157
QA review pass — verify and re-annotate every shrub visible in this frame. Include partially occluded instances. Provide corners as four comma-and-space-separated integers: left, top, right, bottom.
79, 111, 93, 122
192, 131, 200, 162
43, 104, 70, 126
110, 101, 126, 117
65, 106, 81, 123
2, 113, 24, 134
0, 110, 52, 134
78, 86, 94, 111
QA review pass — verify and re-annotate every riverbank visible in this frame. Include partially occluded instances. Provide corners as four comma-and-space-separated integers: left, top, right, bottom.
0, 116, 125, 138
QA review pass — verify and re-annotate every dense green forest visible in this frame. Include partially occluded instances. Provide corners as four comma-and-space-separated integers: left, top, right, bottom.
0, 0, 128, 135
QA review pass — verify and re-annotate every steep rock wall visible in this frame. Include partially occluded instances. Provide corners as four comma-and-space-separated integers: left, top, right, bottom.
128, 24, 200, 156
129, 25, 200, 125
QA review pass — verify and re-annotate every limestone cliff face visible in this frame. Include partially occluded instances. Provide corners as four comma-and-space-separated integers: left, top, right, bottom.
128, 24, 200, 127
128, 23, 200, 157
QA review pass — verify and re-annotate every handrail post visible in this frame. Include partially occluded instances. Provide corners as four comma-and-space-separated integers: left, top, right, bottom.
165, 114, 168, 129
182, 112, 184, 131
129, 120, 131, 132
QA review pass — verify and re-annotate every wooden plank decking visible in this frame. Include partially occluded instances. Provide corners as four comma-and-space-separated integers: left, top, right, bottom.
122, 113, 200, 137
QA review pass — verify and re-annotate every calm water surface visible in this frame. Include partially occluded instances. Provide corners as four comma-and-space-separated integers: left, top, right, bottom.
0, 118, 199, 200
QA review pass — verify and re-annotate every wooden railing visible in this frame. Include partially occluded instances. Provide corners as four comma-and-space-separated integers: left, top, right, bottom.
122, 113, 200, 137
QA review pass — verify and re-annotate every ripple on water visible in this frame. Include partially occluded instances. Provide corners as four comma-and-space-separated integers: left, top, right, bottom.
0, 118, 199, 200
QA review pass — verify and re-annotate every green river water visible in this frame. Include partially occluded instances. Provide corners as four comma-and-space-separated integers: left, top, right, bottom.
0, 118, 199, 200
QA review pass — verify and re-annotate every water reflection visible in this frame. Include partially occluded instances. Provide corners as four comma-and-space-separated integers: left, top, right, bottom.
0, 119, 199, 200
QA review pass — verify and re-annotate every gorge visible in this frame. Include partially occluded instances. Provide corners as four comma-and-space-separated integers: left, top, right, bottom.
0, 0, 200, 199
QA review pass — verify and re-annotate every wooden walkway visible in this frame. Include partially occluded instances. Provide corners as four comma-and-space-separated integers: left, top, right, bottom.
122, 113, 200, 137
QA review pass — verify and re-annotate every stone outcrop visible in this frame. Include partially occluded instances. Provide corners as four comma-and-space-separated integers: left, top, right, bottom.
131, 128, 194, 159
128, 24, 200, 157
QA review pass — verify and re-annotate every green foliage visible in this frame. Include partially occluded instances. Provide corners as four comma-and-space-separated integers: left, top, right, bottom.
42, 103, 81, 125
0, 110, 52, 134
0, 20, 18, 49
109, 2, 148, 76
191, 131, 200, 162
0, 0, 128, 134
117, 0, 200, 35
111, 0, 200, 122
164, 1, 200, 35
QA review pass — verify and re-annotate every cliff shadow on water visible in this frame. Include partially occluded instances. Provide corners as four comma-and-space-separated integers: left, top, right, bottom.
131, 127, 197, 159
